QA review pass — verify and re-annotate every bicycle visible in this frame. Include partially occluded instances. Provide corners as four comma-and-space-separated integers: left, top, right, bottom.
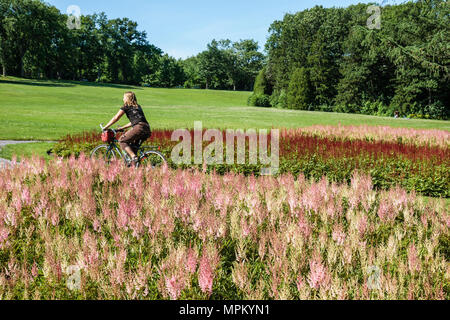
90, 124, 167, 168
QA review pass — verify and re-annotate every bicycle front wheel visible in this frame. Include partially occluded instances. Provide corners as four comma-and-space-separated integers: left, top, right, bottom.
90, 145, 121, 163
139, 151, 167, 168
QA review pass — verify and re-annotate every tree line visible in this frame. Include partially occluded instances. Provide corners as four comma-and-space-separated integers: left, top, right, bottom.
1, 0, 448, 119
0, 0, 168, 84
251, 0, 449, 119
0, 0, 264, 91
182, 39, 265, 91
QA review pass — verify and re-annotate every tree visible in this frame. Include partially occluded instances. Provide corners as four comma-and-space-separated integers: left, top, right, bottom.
263, 1, 448, 118
191, 39, 265, 90
230, 39, 265, 91
1, 0, 61, 78
181, 56, 204, 88
197, 40, 230, 89
0, 0, 171, 85
253, 67, 272, 95
0, 0, 10, 76
287, 67, 312, 110
385, 0, 449, 117
131, 43, 162, 85
141, 54, 185, 88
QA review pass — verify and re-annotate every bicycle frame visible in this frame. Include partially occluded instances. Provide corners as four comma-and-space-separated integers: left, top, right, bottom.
108, 141, 128, 161
99, 124, 160, 164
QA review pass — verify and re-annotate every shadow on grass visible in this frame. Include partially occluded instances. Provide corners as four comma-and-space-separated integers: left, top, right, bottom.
0, 78, 143, 90
0, 79, 75, 87
71, 81, 143, 90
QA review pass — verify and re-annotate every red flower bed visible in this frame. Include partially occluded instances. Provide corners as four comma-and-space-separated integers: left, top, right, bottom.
53, 127, 449, 197
279, 133, 449, 164
60, 128, 449, 164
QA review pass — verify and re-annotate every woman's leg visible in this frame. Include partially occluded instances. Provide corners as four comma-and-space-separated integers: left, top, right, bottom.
119, 124, 150, 160
123, 146, 136, 159
119, 126, 141, 159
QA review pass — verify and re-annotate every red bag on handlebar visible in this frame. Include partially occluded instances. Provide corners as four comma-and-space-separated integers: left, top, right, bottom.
101, 130, 115, 143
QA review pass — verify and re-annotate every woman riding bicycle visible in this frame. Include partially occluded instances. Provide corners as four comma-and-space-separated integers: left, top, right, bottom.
103, 92, 151, 167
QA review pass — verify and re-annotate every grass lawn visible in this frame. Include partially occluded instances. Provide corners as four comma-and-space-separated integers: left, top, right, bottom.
0, 142, 54, 161
1, 76, 449, 141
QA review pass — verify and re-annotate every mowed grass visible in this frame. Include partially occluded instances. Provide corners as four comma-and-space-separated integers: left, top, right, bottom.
1, 76, 449, 141
0, 142, 53, 161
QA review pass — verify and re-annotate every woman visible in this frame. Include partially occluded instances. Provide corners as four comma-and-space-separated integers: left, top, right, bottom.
103, 92, 151, 167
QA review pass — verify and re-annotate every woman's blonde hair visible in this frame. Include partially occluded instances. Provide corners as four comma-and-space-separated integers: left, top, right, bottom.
123, 92, 139, 108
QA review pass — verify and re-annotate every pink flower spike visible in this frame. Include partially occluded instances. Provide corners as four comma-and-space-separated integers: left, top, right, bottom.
198, 252, 215, 296
165, 275, 182, 300
307, 258, 330, 290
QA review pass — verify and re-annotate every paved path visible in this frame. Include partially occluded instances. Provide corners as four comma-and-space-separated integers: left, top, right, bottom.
0, 140, 39, 169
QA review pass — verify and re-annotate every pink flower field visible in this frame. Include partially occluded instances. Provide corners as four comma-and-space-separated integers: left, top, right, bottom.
0, 155, 448, 300
298, 125, 450, 148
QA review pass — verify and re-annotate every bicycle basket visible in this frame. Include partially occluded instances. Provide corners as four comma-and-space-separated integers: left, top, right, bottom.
101, 130, 115, 143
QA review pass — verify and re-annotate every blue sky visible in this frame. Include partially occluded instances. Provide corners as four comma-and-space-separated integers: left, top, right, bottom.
47, 0, 371, 59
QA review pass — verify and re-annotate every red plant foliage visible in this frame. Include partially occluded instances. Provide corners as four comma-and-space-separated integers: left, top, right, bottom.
60, 128, 449, 164
279, 133, 449, 164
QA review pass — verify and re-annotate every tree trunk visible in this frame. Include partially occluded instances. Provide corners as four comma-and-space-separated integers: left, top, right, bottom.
2, 65, 5, 77
206, 79, 209, 90
20, 58, 24, 78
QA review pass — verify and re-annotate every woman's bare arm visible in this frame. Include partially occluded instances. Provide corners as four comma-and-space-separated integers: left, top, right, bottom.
104, 110, 125, 130
118, 123, 132, 131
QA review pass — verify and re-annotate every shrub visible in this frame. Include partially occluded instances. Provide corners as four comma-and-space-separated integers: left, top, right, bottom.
286, 67, 312, 110
270, 89, 288, 109
360, 100, 388, 116
334, 103, 358, 114
425, 101, 448, 120
317, 104, 334, 112
277, 89, 288, 108
269, 92, 279, 107
253, 67, 272, 96
247, 93, 271, 108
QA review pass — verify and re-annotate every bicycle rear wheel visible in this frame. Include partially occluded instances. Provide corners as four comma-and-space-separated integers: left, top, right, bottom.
90, 145, 121, 163
139, 151, 167, 168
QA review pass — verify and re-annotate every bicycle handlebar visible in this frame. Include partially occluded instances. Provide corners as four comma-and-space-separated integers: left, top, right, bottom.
100, 123, 124, 135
